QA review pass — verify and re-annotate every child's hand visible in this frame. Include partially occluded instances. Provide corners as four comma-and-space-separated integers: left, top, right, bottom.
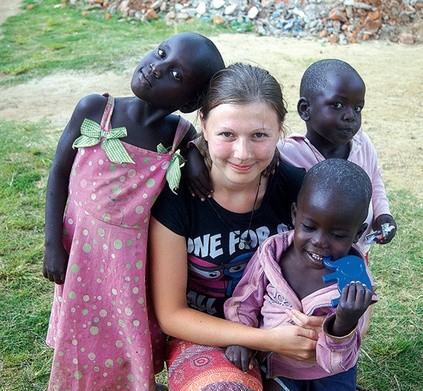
225, 345, 254, 373
43, 244, 69, 285
333, 282, 373, 336
373, 214, 397, 244
182, 146, 213, 201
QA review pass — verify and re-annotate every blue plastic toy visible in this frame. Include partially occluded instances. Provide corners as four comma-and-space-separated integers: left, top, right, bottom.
322, 255, 372, 307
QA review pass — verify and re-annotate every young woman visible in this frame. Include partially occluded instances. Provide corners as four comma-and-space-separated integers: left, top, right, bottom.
149, 63, 324, 390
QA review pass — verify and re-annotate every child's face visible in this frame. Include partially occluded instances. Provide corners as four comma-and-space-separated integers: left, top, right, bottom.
304, 71, 365, 146
292, 189, 365, 270
131, 34, 213, 112
202, 102, 281, 188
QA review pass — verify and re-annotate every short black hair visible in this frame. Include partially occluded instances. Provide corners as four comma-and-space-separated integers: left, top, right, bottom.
298, 158, 372, 223
182, 32, 225, 109
300, 59, 364, 99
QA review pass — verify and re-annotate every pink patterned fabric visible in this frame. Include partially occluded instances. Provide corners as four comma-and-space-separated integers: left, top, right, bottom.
166, 339, 263, 391
46, 94, 190, 390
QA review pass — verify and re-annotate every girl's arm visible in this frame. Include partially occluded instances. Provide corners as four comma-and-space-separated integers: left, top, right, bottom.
149, 217, 320, 361
361, 131, 397, 243
178, 123, 198, 150
43, 122, 76, 284
176, 124, 213, 200
183, 145, 212, 200
43, 94, 105, 284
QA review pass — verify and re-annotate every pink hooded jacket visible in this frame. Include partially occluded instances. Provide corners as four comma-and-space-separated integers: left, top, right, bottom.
224, 231, 377, 380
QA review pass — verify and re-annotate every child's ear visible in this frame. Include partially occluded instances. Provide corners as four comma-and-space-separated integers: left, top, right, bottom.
353, 223, 368, 243
297, 97, 310, 121
179, 98, 199, 114
291, 203, 298, 227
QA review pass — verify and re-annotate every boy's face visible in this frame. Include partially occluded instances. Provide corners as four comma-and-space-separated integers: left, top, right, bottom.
131, 33, 212, 112
303, 70, 365, 146
292, 188, 365, 270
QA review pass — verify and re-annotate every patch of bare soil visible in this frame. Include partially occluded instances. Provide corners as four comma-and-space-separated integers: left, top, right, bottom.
0, 3, 422, 199
0, 0, 22, 24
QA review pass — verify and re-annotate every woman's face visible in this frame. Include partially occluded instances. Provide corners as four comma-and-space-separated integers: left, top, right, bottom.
202, 102, 281, 188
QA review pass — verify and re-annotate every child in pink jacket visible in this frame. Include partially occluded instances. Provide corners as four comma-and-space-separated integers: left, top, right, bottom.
278, 59, 396, 260
224, 159, 377, 391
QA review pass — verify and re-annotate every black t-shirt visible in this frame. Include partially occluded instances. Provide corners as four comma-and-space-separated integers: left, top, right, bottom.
151, 161, 305, 318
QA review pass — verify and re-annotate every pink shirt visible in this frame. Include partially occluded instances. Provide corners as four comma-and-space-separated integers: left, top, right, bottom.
277, 129, 391, 255
224, 231, 377, 380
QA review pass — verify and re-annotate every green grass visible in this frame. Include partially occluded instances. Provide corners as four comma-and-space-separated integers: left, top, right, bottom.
356, 190, 423, 390
0, 121, 56, 390
1, 120, 422, 390
0, 2, 422, 390
0, 0, 227, 86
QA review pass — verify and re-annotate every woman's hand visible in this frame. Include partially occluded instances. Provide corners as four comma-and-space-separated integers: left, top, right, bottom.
266, 323, 318, 362
287, 309, 325, 333
266, 310, 325, 362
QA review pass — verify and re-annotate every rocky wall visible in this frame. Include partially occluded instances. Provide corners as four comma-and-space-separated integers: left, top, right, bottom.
67, 0, 423, 44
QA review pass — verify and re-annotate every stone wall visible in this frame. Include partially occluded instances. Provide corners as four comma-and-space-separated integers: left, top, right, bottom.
68, 0, 423, 44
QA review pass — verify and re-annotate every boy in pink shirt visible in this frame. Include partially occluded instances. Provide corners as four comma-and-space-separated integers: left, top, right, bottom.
224, 159, 377, 391
278, 59, 396, 259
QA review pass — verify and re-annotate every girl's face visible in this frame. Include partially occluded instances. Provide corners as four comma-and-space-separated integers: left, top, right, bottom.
305, 70, 365, 146
202, 102, 281, 188
292, 190, 365, 270
131, 34, 211, 112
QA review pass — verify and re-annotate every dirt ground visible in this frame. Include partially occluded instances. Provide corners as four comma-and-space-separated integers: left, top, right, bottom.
1, 1, 422, 199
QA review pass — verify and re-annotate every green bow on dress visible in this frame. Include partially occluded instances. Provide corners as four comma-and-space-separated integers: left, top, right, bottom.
157, 143, 186, 194
72, 118, 135, 164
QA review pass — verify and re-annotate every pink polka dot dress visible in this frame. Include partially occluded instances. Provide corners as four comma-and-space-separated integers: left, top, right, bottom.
46, 95, 190, 390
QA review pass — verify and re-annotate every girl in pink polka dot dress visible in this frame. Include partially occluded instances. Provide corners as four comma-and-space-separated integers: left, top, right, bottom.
42, 33, 224, 391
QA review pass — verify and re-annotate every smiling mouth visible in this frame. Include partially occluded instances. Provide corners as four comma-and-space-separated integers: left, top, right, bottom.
140, 69, 152, 87
229, 163, 253, 172
307, 252, 325, 263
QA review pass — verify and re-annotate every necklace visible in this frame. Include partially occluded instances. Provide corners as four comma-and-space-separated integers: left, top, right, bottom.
207, 175, 262, 250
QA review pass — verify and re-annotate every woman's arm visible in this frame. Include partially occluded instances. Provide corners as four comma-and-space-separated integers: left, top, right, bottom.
149, 217, 320, 361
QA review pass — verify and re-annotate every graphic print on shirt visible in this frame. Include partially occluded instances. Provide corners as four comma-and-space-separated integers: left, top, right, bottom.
185, 224, 290, 316
187, 224, 288, 259
267, 284, 292, 307
187, 252, 253, 315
